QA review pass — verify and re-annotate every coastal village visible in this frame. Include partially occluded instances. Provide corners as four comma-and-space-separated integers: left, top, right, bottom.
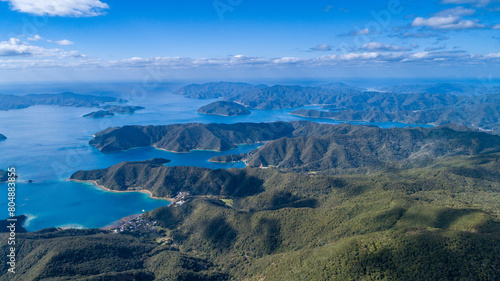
109, 191, 191, 233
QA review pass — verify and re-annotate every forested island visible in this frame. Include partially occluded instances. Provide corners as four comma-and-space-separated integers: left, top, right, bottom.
83, 105, 145, 118
197, 101, 251, 116
83, 110, 114, 118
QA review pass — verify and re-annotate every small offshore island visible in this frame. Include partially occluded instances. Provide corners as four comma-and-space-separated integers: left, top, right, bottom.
0, 169, 13, 182
83, 110, 114, 118
197, 101, 251, 116
0, 134, 6, 141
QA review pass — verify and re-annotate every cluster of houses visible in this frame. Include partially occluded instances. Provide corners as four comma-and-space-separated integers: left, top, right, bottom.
171, 191, 190, 206
112, 216, 158, 233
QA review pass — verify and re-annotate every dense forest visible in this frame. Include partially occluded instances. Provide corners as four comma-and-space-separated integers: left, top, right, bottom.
2, 150, 499, 280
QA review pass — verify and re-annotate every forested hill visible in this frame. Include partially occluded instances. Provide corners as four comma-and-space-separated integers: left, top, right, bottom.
0, 92, 124, 111
70, 158, 267, 198
197, 123, 500, 174
197, 101, 251, 116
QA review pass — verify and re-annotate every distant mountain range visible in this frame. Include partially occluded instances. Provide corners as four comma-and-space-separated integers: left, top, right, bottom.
197, 101, 251, 116
173, 82, 500, 132
0, 92, 124, 111
291, 97, 500, 133
379, 83, 500, 96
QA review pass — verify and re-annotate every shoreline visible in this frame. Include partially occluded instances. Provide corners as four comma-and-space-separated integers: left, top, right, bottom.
101, 213, 142, 230
68, 179, 173, 201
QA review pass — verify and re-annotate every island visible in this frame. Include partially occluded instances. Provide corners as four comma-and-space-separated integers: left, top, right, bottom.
197, 101, 251, 116
83, 110, 115, 118
70, 158, 263, 198
0, 169, 17, 182
83, 105, 145, 118
0, 134, 6, 141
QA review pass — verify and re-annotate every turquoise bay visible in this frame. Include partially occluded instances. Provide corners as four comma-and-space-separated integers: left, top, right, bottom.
0, 89, 431, 231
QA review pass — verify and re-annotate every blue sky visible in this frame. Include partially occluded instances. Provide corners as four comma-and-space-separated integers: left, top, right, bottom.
0, 0, 499, 83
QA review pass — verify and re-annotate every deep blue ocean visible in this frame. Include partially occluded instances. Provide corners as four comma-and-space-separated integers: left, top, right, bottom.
0, 82, 433, 231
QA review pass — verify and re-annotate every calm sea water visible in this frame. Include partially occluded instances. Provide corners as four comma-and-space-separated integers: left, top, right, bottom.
0, 88, 431, 231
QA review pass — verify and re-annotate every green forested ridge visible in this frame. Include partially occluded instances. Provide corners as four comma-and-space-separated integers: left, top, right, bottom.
219, 123, 500, 173
89, 121, 295, 153
70, 158, 267, 198
89, 121, 500, 160
4, 151, 499, 280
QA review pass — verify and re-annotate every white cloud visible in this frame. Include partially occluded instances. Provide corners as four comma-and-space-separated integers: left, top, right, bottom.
55, 39, 74, 45
484, 53, 500, 58
27, 35, 42, 41
0, 38, 83, 57
412, 15, 485, 29
493, 24, 500, 29
411, 6, 495, 29
1, 50, 499, 72
310, 44, 332, 52
360, 42, 412, 52
0, 0, 109, 17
